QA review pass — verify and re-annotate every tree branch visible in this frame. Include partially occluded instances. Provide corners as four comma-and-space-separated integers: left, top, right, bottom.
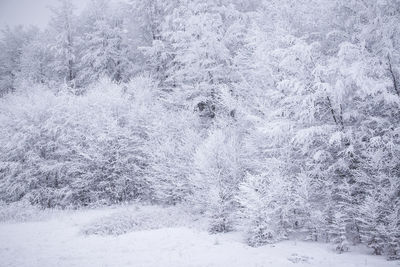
388, 55, 399, 97
327, 96, 344, 130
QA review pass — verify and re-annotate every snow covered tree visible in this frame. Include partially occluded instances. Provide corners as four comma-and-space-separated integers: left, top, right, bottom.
149, 109, 201, 204
78, 0, 131, 85
143, 0, 247, 120
48, 0, 78, 86
191, 124, 247, 233
132, 0, 179, 83
237, 163, 291, 246
129, 0, 177, 43
386, 191, 400, 260
19, 30, 55, 85
0, 26, 37, 95
358, 192, 388, 255
329, 211, 350, 253
328, 180, 354, 253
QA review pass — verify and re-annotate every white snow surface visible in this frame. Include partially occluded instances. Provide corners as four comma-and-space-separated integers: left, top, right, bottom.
0, 204, 397, 267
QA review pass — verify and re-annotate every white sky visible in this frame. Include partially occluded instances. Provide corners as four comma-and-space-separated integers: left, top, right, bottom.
0, 0, 92, 29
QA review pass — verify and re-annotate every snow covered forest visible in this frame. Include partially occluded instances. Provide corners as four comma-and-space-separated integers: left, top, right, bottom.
0, 0, 399, 264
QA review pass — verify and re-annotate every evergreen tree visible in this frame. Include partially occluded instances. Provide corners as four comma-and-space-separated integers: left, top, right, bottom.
192, 124, 247, 233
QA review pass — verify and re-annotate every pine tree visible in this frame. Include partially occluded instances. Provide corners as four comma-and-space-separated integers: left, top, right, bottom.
237, 165, 290, 246
192, 125, 246, 233
329, 211, 350, 253
386, 208, 400, 260
358, 192, 387, 255
385, 178, 400, 260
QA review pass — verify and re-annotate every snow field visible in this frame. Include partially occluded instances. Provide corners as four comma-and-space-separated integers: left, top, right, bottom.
0, 205, 397, 267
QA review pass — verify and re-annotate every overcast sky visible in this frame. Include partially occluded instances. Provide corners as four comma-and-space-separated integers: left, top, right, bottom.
0, 0, 91, 29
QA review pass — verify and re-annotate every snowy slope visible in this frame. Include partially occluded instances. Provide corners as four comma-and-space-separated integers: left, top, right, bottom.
0, 205, 397, 267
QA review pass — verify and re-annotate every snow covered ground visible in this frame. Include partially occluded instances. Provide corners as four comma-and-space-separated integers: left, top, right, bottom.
0, 205, 397, 267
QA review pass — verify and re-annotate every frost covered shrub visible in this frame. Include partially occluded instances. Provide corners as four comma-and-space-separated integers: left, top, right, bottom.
0, 199, 47, 222
81, 210, 148, 235
0, 78, 156, 207
81, 205, 197, 235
